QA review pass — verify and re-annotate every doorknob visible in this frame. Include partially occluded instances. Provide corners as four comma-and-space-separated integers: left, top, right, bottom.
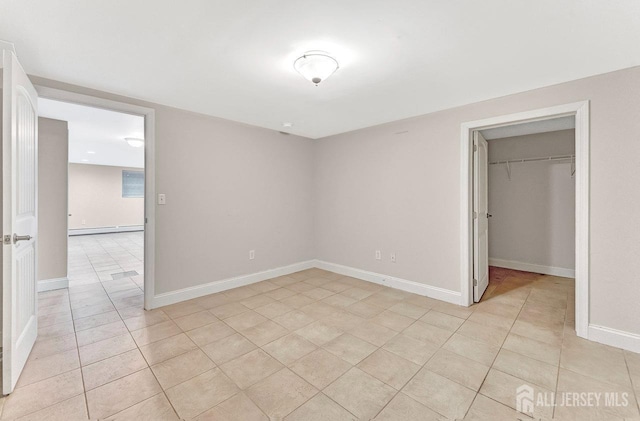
13, 234, 32, 243
487, 214, 493, 218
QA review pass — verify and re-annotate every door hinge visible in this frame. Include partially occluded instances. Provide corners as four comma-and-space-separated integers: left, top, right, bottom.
473, 278, 478, 286
473, 212, 478, 219
473, 145, 478, 152
3, 235, 11, 245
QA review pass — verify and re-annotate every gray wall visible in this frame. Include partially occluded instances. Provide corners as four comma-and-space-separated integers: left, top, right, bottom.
314, 66, 640, 336
28, 66, 640, 338
68, 163, 144, 230
31, 76, 316, 296
37, 117, 68, 281
487, 130, 575, 272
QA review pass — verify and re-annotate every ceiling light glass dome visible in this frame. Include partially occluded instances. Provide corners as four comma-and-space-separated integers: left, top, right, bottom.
293, 51, 339, 85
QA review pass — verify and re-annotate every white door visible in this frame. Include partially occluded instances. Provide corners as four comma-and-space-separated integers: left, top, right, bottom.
2, 46, 39, 394
473, 131, 489, 302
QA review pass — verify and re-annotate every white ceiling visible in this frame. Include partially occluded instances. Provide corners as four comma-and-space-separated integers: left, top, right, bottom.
2, 1, 639, 139
39, 98, 145, 168
481, 116, 575, 140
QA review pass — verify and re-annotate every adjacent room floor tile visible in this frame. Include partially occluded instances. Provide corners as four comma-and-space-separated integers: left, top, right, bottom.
295, 321, 343, 346
357, 348, 421, 390
323, 333, 377, 365
185, 320, 236, 347
79, 333, 137, 366
290, 349, 352, 389
262, 333, 317, 365
194, 392, 267, 421
15, 394, 88, 421
382, 333, 439, 365
403, 368, 476, 420
324, 367, 396, 420
246, 368, 317, 419
375, 392, 443, 421
138, 333, 197, 365
424, 349, 490, 391
165, 368, 239, 419
173, 310, 219, 331
86, 368, 162, 419
241, 320, 289, 346
220, 349, 283, 389
130, 320, 182, 347
1, 370, 84, 420
104, 393, 178, 421
82, 348, 148, 391
151, 348, 216, 390
285, 393, 356, 421
16, 348, 80, 388
201, 333, 257, 365
492, 348, 558, 390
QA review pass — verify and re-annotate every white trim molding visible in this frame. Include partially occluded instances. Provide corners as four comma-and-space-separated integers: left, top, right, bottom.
35, 85, 157, 311
460, 101, 590, 340
489, 258, 575, 278
37, 277, 69, 292
588, 325, 640, 354
149, 260, 316, 308
314, 260, 462, 305
69, 225, 144, 236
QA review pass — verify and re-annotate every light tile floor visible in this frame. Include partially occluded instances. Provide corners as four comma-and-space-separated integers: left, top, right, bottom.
67, 232, 144, 291
1, 263, 639, 420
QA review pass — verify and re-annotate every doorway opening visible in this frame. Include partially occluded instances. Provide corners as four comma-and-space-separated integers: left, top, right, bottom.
460, 101, 590, 339
34, 87, 156, 312
481, 119, 576, 300
38, 98, 146, 312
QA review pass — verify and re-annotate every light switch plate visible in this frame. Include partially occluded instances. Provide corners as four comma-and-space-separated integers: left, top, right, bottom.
158, 194, 166, 205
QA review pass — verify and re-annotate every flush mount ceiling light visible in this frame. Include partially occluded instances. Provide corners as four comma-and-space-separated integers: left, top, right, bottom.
293, 51, 339, 85
125, 137, 144, 148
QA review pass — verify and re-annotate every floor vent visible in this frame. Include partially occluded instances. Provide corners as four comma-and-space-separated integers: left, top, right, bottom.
111, 270, 139, 280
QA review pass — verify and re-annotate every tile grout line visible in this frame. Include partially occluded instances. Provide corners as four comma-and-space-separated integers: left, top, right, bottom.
622, 351, 640, 416
462, 282, 533, 420
552, 288, 570, 419
73, 233, 145, 419
27, 265, 593, 420
370, 301, 489, 420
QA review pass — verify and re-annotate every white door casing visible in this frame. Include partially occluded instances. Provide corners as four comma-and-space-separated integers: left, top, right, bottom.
460, 101, 589, 341
473, 131, 489, 302
2, 46, 39, 394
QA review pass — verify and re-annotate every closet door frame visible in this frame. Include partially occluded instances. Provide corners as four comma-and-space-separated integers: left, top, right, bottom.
459, 101, 589, 339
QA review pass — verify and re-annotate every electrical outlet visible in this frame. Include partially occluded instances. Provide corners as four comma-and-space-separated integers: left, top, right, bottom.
249, 250, 255, 260
390, 253, 397, 263
375, 250, 381, 260
82, 219, 86, 225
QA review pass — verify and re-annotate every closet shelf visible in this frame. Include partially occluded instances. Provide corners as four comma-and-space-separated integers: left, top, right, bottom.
488, 154, 575, 165
490, 154, 576, 180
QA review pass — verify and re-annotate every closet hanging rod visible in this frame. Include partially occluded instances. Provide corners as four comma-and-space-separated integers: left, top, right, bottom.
489, 154, 575, 165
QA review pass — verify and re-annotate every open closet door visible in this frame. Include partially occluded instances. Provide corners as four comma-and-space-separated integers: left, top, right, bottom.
473, 131, 489, 302
2, 44, 39, 394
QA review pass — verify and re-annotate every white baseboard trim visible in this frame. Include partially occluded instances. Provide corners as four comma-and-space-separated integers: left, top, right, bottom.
588, 324, 640, 354
38, 277, 69, 292
150, 260, 316, 308
489, 258, 575, 278
69, 225, 144, 236
313, 260, 462, 305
